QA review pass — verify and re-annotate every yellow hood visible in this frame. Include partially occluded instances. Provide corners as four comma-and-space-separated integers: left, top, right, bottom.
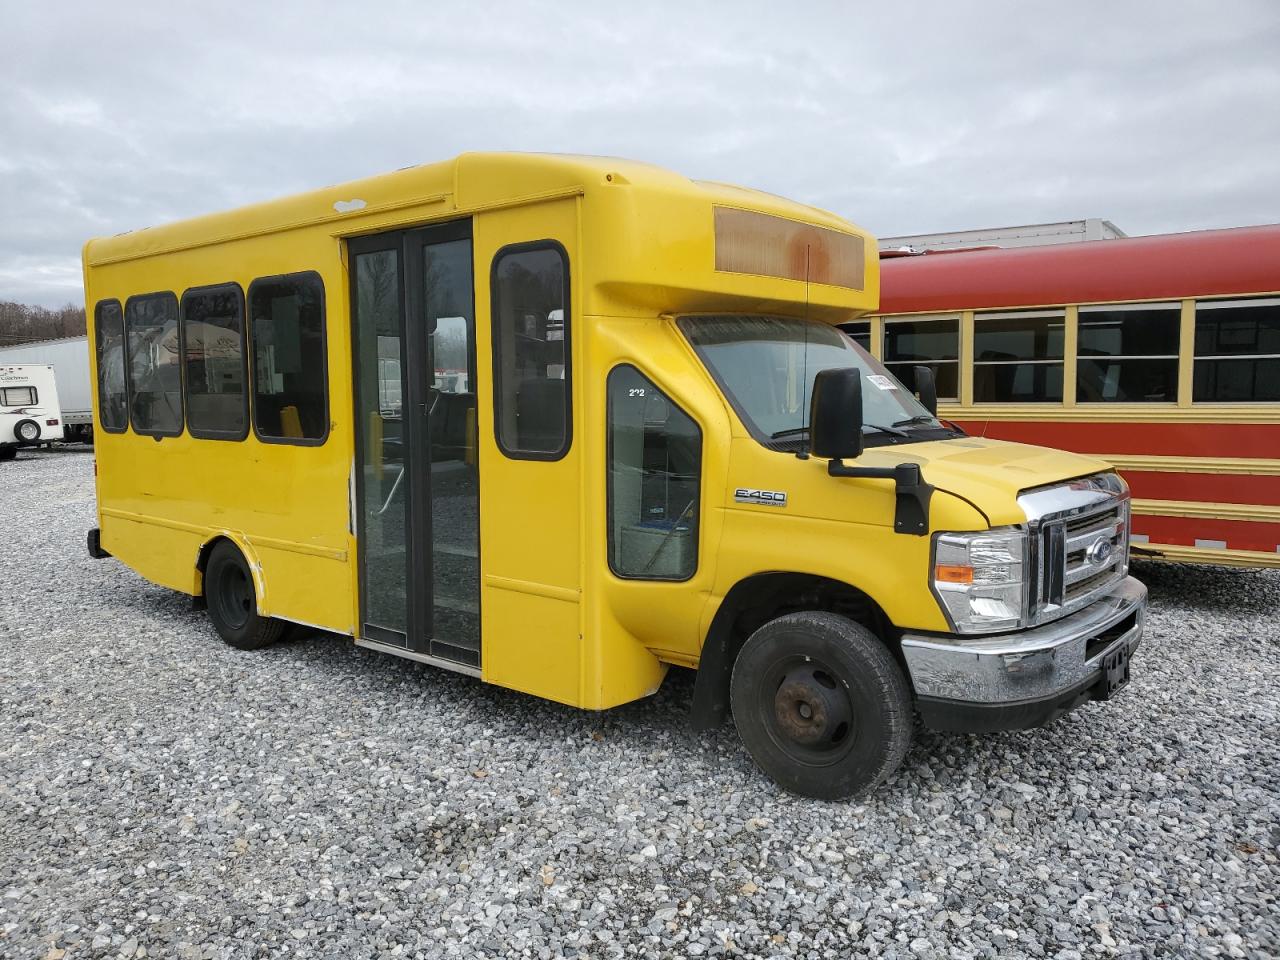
858, 437, 1114, 528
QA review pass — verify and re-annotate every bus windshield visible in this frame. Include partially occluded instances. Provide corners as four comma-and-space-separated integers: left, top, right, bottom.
680, 315, 953, 450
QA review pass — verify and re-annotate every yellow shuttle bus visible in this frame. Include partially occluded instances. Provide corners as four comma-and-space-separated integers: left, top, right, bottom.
84, 154, 1146, 799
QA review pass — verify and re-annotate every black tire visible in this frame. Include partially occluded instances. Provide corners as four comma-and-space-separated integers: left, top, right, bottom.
204, 541, 284, 650
14, 419, 40, 443
730, 611, 913, 800
0, 446, 15, 462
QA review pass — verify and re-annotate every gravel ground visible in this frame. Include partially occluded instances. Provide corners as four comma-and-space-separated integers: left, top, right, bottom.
1, 446, 1277, 960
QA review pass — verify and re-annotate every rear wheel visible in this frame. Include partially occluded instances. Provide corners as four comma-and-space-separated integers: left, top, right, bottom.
204, 541, 284, 650
730, 611, 913, 800
14, 420, 39, 443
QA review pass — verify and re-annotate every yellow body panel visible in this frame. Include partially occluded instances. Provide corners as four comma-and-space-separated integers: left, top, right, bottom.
84, 152, 1116, 712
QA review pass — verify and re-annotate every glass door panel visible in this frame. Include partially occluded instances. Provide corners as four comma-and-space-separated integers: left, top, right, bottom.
351, 221, 479, 666
422, 238, 480, 662
353, 247, 408, 644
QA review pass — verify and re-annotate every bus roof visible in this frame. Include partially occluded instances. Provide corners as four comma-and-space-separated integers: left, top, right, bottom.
878, 223, 1280, 314
83, 152, 879, 323
83, 152, 863, 268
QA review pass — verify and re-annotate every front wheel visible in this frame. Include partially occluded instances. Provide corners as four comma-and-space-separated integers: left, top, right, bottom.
204, 541, 284, 650
730, 611, 913, 800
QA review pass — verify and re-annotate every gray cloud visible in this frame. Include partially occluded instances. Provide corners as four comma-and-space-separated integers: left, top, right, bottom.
2, 0, 1278, 306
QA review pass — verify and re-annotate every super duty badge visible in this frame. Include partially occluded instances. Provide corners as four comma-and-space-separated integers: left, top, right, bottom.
735, 488, 787, 507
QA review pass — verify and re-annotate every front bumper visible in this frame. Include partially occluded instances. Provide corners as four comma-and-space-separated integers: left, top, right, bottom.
901, 576, 1146, 732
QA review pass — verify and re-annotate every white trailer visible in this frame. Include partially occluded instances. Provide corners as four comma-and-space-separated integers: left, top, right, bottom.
0, 364, 64, 461
0, 336, 93, 442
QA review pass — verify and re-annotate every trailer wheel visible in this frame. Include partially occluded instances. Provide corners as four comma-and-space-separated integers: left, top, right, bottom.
0, 446, 15, 462
204, 541, 284, 650
730, 611, 912, 800
14, 420, 40, 443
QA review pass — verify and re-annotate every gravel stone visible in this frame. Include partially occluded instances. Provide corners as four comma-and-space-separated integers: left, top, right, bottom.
1, 446, 1278, 958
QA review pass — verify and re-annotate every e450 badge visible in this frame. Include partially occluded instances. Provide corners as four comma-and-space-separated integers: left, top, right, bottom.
734, 488, 787, 507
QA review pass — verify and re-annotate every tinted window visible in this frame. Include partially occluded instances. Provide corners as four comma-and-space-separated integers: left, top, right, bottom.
974, 311, 1065, 403
842, 321, 872, 352
1194, 299, 1280, 402
125, 293, 183, 436
1077, 305, 1179, 403
249, 272, 328, 442
95, 300, 127, 432
491, 244, 570, 459
182, 284, 248, 438
1, 386, 37, 406
884, 317, 960, 401
608, 366, 700, 580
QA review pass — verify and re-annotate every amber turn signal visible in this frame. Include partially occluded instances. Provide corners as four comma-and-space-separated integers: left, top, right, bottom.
934, 564, 974, 585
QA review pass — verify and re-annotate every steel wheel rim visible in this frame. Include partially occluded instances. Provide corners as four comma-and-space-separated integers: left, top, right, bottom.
758, 654, 858, 767
214, 563, 252, 630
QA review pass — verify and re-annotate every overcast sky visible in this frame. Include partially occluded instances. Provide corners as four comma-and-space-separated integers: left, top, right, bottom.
3, 1, 1278, 307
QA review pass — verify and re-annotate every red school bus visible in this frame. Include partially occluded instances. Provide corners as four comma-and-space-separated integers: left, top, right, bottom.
843, 224, 1280, 568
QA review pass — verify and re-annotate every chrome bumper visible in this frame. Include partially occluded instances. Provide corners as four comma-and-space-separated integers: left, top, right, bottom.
901, 576, 1146, 705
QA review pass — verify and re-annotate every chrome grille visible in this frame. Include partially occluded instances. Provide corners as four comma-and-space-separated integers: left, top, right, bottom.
1018, 473, 1131, 626
1062, 504, 1126, 602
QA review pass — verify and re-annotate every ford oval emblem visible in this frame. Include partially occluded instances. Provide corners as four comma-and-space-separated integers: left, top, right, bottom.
1088, 537, 1113, 567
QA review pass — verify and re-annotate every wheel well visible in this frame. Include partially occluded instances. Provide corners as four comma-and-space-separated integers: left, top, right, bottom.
192, 535, 237, 610
689, 573, 899, 732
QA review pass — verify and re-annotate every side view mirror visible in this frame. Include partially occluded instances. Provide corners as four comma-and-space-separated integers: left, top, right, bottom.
810, 367, 864, 460
813, 366, 936, 537
913, 365, 938, 417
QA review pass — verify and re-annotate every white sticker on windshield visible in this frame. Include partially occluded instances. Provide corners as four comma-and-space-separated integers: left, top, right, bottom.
867, 374, 897, 390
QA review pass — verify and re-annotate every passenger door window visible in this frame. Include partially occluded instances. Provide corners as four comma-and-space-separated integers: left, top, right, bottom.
607, 366, 701, 580
491, 243, 570, 459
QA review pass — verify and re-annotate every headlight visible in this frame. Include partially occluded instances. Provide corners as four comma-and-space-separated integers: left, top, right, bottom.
932, 528, 1029, 633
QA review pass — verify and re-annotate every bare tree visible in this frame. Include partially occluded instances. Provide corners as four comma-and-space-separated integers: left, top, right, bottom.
0, 302, 87, 346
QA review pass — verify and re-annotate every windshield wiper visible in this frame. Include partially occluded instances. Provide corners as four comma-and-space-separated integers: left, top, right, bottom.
893, 414, 966, 436
773, 422, 913, 441
863, 422, 910, 438
891, 415, 938, 428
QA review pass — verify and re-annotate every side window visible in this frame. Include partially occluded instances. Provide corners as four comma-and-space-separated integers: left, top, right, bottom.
973, 310, 1065, 403
884, 316, 960, 401
842, 320, 873, 352
1077, 303, 1179, 402
125, 292, 183, 436
607, 365, 701, 580
94, 300, 128, 432
1193, 298, 1280, 402
182, 284, 248, 439
2, 387, 37, 406
491, 243, 570, 459
249, 272, 328, 442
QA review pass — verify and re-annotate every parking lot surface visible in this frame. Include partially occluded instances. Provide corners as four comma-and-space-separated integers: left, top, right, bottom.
1, 447, 1277, 959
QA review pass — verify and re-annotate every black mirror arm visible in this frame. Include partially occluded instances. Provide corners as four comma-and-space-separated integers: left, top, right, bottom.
827, 460, 934, 535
